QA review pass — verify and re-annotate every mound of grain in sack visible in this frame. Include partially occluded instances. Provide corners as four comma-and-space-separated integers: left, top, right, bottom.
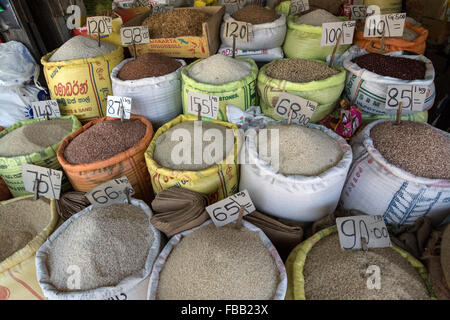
46, 204, 152, 291
259, 124, 343, 176
142, 9, 211, 39
0, 198, 50, 262
370, 121, 450, 180
0, 119, 73, 157
294, 9, 341, 26
153, 121, 234, 171
304, 233, 429, 300
63, 119, 146, 164
156, 223, 279, 300
187, 54, 252, 85
48, 35, 117, 62
352, 53, 426, 80
232, 5, 280, 24
265, 58, 339, 83
117, 53, 182, 80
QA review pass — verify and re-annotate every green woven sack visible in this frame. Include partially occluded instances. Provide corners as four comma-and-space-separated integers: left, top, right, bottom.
181, 57, 259, 121
283, 15, 350, 61
0, 116, 82, 197
361, 110, 428, 124
275, 0, 290, 16
257, 59, 346, 123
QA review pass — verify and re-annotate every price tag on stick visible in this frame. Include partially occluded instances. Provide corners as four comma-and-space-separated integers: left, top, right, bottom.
364, 13, 406, 38
274, 92, 317, 126
223, 20, 252, 43
290, 0, 309, 15
385, 85, 428, 112
22, 164, 62, 200
187, 92, 219, 120
336, 215, 392, 250
86, 177, 135, 208
206, 190, 256, 227
121, 26, 150, 45
152, 4, 173, 14
31, 100, 60, 119
321, 21, 356, 47
87, 16, 113, 47
349, 5, 367, 20
107, 96, 132, 120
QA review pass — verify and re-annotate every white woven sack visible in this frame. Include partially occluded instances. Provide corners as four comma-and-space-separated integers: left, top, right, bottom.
35, 199, 162, 300
239, 122, 353, 222
111, 58, 186, 129
340, 120, 450, 226
218, 45, 284, 62
342, 46, 435, 115
220, 13, 286, 50
147, 219, 288, 300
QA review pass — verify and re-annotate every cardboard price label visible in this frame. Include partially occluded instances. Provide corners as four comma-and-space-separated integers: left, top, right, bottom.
223, 20, 252, 42
321, 21, 356, 46
22, 164, 62, 200
336, 215, 392, 250
86, 16, 113, 35
121, 26, 150, 45
86, 177, 135, 208
107, 96, 132, 119
187, 92, 219, 120
206, 190, 256, 227
364, 13, 406, 37
274, 92, 317, 126
152, 4, 173, 14
290, 0, 309, 15
31, 100, 60, 119
385, 85, 428, 112
350, 5, 367, 20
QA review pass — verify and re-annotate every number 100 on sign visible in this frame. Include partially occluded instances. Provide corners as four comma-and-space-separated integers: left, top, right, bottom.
321, 21, 356, 46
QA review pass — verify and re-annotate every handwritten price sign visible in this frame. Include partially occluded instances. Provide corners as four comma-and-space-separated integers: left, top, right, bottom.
385, 85, 428, 111
31, 100, 60, 119
86, 177, 135, 208
107, 96, 132, 119
86, 16, 113, 35
187, 92, 219, 120
206, 190, 256, 227
274, 92, 317, 126
364, 13, 406, 37
22, 164, 62, 200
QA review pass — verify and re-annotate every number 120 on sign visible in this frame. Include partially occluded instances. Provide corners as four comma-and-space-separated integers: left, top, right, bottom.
223, 21, 252, 42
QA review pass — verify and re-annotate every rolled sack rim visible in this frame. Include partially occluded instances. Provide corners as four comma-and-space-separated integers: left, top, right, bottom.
181, 56, 258, 92
286, 15, 348, 35
257, 59, 346, 92
342, 47, 435, 85
361, 119, 450, 188
145, 114, 242, 178
110, 58, 187, 88
56, 115, 153, 173
242, 121, 353, 192
222, 12, 287, 31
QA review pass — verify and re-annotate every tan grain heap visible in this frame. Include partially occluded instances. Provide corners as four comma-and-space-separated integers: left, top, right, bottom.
265, 58, 339, 83
258, 124, 343, 176
157, 223, 279, 300
0, 198, 51, 262
304, 233, 429, 300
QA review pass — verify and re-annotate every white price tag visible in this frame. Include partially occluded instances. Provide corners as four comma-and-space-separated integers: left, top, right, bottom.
385, 85, 428, 112
290, 0, 309, 15
31, 100, 60, 119
349, 5, 367, 20
187, 92, 219, 120
86, 16, 113, 35
364, 13, 406, 37
274, 92, 317, 126
107, 96, 132, 119
22, 164, 62, 200
86, 177, 135, 208
121, 26, 150, 45
321, 21, 356, 46
152, 4, 173, 13
206, 190, 256, 227
223, 20, 253, 42
336, 215, 392, 250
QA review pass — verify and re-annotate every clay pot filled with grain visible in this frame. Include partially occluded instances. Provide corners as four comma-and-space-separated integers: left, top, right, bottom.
239, 122, 353, 222
111, 54, 186, 130
57, 116, 154, 203
341, 120, 450, 226
145, 114, 241, 203
286, 226, 432, 300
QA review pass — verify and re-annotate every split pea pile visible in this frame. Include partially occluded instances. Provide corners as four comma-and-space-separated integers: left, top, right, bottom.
371, 121, 450, 180
0, 198, 51, 262
265, 59, 339, 83
0, 119, 73, 157
304, 233, 430, 300
156, 223, 279, 300
47, 204, 153, 291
